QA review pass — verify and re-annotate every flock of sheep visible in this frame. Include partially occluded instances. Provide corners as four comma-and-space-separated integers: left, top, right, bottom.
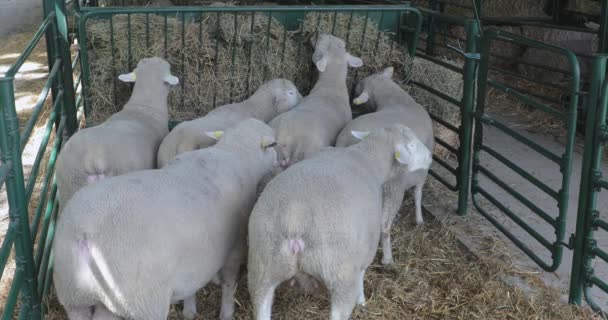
52, 33, 434, 320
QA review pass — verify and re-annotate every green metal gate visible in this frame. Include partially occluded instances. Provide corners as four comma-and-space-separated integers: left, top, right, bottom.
412, 10, 479, 216
472, 27, 581, 272
570, 54, 608, 316
0, 0, 80, 318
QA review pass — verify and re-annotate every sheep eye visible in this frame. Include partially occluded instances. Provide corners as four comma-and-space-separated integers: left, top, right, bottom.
287, 91, 294, 95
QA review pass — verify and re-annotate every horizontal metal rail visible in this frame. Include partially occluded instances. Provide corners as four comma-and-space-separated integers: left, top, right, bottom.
481, 145, 559, 200
4, 13, 56, 78
487, 80, 564, 113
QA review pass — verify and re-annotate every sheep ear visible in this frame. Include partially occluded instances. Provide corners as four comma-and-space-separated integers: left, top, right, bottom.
315, 56, 327, 72
353, 92, 369, 105
118, 72, 136, 82
351, 131, 370, 140
164, 75, 179, 86
383, 66, 394, 79
346, 53, 363, 68
395, 141, 432, 172
205, 131, 224, 140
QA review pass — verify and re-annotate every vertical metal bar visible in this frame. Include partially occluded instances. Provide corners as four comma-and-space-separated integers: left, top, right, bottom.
457, 19, 479, 216
359, 11, 369, 50
280, 13, 288, 66
246, 11, 255, 95
230, 12, 238, 103
110, 17, 117, 107
181, 12, 186, 109
0, 78, 40, 319
199, 13, 204, 102
345, 11, 354, 49
374, 12, 385, 55
213, 12, 220, 108
582, 69, 608, 313
54, 0, 77, 136
146, 13, 150, 48
426, 0, 438, 55
296, 12, 305, 73
331, 11, 338, 35
78, 15, 92, 118
263, 12, 272, 82
553, 40, 583, 274
42, 0, 59, 108
164, 15, 168, 59
569, 55, 608, 305
599, 0, 608, 54
127, 13, 132, 71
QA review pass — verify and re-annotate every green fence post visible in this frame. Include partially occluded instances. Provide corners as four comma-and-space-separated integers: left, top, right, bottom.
425, 0, 437, 55
568, 54, 607, 305
55, 0, 78, 136
43, 0, 59, 109
0, 78, 41, 319
456, 19, 479, 216
599, 0, 608, 54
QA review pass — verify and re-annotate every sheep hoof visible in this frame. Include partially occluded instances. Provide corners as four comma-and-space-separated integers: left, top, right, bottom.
381, 256, 394, 266
357, 298, 366, 306
183, 309, 197, 320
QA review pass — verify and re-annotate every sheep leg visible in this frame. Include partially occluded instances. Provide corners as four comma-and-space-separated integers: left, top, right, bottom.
92, 304, 120, 320
249, 256, 292, 320
251, 282, 279, 320
414, 182, 425, 225
182, 295, 197, 320
219, 241, 246, 320
356, 270, 366, 306
65, 306, 93, 320
380, 178, 407, 265
329, 277, 361, 320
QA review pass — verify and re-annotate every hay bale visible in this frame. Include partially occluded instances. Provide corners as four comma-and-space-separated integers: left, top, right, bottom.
84, 7, 412, 125
408, 56, 463, 160
85, 8, 463, 160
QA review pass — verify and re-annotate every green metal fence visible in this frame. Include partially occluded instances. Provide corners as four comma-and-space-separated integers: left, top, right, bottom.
3, 0, 608, 317
472, 27, 580, 272
75, 5, 423, 127
0, 0, 80, 318
570, 54, 608, 316
410, 10, 479, 216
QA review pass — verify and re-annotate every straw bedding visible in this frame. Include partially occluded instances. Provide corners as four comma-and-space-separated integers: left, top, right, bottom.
44, 179, 599, 319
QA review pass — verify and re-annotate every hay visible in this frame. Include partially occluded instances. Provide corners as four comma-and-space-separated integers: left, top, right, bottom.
85, 7, 464, 159
84, 6, 412, 125
44, 180, 599, 319
408, 56, 463, 160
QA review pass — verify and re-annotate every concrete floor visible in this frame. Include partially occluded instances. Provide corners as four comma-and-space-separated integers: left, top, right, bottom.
0, 0, 43, 38
434, 111, 608, 310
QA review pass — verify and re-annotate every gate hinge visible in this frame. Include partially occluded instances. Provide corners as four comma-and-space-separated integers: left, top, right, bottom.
567, 233, 576, 250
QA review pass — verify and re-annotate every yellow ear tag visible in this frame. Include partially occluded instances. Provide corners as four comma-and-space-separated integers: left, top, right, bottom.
353, 98, 363, 105
213, 131, 223, 139
395, 150, 401, 160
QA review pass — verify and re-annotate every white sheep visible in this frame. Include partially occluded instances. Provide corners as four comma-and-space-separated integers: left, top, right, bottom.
53, 118, 279, 320
248, 124, 432, 320
157, 79, 302, 167
335, 66, 434, 265
270, 34, 362, 165
55, 56, 178, 208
